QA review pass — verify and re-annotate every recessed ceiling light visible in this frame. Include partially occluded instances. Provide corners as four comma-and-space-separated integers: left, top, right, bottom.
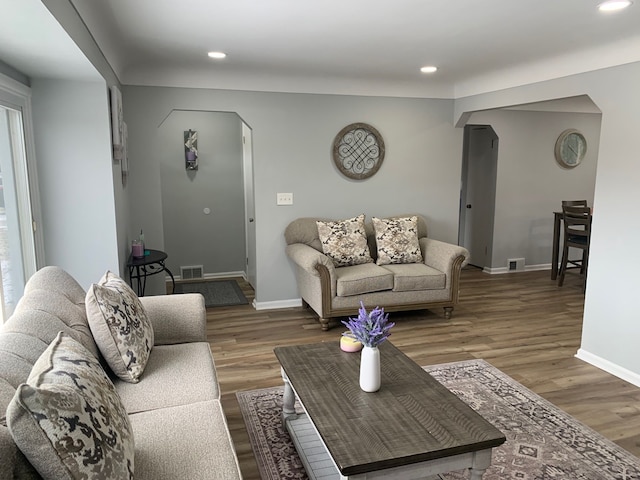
420, 66, 438, 74
207, 51, 227, 59
598, 1, 632, 11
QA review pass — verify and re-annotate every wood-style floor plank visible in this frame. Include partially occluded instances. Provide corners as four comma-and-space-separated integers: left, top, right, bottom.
199, 267, 640, 480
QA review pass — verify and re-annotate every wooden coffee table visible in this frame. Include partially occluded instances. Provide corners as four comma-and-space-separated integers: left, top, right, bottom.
274, 341, 505, 479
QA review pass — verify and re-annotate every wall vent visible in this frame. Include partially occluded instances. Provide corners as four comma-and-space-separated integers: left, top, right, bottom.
507, 258, 525, 272
180, 265, 204, 280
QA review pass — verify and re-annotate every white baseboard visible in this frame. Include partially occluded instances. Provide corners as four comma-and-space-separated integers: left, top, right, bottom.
254, 298, 302, 311
575, 348, 640, 388
484, 263, 551, 274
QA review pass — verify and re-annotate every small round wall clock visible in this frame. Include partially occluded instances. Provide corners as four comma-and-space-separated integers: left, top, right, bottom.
555, 129, 587, 168
332, 122, 385, 180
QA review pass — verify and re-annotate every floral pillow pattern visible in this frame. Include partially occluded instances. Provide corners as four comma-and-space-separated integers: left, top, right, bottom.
316, 214, 373, 267
86, 271, 153, 383
372, 216, 423, 265
7, 332, 134, 480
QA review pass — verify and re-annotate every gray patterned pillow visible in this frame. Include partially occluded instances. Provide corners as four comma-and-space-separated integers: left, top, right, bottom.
86, 271, 154, 383
316, 214, 373, 267
372, 216, 423, 265
6, 332, 134, 480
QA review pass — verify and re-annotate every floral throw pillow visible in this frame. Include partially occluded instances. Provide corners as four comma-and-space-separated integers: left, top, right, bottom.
372, 216, 423, 265
316, 214, 373, 267
86, 271, 154, 383
7, 332, 134, 480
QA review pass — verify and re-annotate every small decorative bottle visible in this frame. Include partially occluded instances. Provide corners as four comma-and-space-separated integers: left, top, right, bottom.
139, 229, 145, 251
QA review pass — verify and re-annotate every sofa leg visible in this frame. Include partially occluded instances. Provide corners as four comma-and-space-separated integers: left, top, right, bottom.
443, 307, 453, 319
319, 317, 330, 331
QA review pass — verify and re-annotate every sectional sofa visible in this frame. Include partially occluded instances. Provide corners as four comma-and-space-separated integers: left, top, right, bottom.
0, 266, 242, 479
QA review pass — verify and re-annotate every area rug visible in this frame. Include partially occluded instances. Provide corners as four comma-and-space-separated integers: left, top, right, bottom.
174, 280, 248, 307
237, 359, 640, 480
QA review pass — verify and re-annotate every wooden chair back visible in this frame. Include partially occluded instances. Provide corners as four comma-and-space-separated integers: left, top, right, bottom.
562, 205, 591, 246
561, 200, 588, 208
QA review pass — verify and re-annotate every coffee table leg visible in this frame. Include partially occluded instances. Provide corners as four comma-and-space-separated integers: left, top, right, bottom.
469, 449, 492, 480
281, 367, 297, 426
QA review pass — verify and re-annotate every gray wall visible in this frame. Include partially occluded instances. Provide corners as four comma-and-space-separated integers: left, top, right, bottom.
122, 86, 463, 301
30, 79, 119, 289
158, 110, 245, 277
467, 109, 600, 270
454, 60, 640, 384
40, 0, 131, 282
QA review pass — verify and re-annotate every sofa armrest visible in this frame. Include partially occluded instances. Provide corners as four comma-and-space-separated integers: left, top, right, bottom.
420, 238, 470, 275
285, 243, 336, 277
139, 293, 207, 345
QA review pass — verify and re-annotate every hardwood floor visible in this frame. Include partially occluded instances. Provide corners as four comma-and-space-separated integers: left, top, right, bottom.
204, 267, 640, 480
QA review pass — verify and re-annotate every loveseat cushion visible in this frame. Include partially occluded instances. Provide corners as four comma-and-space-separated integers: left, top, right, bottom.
114, 343, 220, 414
86, 271, 154, 383
336, 264, 394, 297
382, 264, 446, 292
317, 214, 373, 267
372, 216, 423, 265
129, 400, 241, 480
6, 332, 134, 480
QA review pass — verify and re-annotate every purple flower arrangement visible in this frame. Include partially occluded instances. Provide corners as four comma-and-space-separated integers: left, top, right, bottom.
342, 302, 395, 348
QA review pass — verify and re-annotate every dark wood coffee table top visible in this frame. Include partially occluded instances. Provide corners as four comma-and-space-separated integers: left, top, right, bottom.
274, 341, 506, 476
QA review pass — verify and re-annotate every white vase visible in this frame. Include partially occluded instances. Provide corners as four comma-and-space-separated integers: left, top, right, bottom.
359, 346, 381, 392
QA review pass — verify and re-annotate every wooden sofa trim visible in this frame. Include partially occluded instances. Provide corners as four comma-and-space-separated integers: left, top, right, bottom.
315, 254, 466, 330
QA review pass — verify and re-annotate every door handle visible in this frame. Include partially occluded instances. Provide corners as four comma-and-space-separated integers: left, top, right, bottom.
249, 218, 254, 222
466, 204, 472, 209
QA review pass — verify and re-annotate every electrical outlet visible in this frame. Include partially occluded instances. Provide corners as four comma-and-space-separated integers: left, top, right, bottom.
277, 193, 293, 205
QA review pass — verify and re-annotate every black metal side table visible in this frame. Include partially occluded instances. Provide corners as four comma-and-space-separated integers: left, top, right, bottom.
126, 249, 175, 296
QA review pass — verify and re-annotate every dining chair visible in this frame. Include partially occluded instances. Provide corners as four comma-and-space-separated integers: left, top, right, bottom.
561, 200, 588, 207
558, 205, 591, 290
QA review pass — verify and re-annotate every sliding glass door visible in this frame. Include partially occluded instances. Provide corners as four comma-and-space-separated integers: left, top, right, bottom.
0, 78, 39, 323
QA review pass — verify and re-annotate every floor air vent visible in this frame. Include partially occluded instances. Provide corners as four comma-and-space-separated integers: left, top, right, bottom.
507, 258, 525, 272
180, 265, 204, 280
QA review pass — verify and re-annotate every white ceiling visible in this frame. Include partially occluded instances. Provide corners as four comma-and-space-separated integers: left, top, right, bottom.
0, 0, 100, 82
2, 0, 640, 98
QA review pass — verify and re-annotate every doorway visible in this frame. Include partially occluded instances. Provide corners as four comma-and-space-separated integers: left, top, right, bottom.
458, 125, 498, 270
157, 110, 255, 289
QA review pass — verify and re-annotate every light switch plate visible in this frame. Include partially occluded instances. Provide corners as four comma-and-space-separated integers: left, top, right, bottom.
277, 193, 293, 205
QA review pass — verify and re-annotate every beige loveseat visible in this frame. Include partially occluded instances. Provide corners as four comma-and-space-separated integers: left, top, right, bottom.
0, 266, 242, 480
285, 214, 469, 330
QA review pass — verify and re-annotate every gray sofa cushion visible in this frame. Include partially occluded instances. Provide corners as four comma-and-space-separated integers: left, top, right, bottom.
316, 214, 373, 267
115, 342, 220, 414
285, 215, 429, 264
1, 266, 98, 480
336, 264, 394, 297
86, 271, 154, 384
372, 215, 423, 265
129, 400, 241, 480
7, 332, 134, 480
382, 264, 446, 292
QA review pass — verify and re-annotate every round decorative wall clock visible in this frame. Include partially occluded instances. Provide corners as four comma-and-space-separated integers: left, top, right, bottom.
555, 129, 587, 168
332, 122, 385, 180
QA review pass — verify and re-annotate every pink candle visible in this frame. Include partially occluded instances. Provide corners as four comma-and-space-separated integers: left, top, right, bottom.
132, 241, 144, 258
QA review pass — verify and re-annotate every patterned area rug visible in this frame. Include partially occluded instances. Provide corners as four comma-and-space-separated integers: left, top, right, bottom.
174, 280, 248, 307
237, 359, 640, 480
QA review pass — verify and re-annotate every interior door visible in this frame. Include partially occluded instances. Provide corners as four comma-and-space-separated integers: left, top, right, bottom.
458, 125, 498, 270
242, 122, 256, 290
